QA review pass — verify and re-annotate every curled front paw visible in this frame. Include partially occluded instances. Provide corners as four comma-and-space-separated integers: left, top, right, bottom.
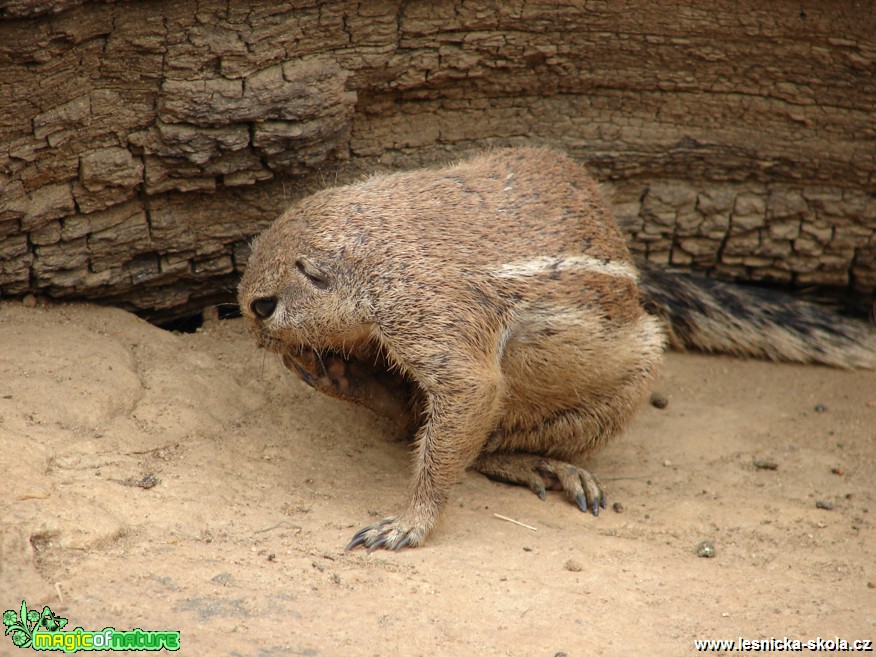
282, 348, 348, 392
282, 347, 420, 438
345, 517, 429, 551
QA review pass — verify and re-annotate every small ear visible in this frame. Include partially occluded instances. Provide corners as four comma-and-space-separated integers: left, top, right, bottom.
295, 256, 331, 290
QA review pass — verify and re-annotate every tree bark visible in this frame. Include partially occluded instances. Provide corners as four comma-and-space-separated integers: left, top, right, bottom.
1, 0, 874, 320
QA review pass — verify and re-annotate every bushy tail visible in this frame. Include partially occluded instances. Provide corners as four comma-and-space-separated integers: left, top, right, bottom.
638, 263, 876, 369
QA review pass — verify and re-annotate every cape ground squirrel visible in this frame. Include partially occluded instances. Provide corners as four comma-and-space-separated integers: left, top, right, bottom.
238, 148, 875, 550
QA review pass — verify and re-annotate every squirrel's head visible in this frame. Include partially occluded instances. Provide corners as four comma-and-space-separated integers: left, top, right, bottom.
238, 200, 374, 354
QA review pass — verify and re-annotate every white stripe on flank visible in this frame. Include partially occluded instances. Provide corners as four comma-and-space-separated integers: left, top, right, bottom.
490, 255, 637, 280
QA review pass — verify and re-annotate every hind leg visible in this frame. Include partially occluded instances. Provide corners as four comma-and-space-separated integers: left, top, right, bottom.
470, 389, 630, 518
473, 452, 607, 516
479, 314, 663, 518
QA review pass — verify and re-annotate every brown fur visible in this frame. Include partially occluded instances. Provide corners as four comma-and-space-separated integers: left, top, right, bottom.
238, 148, 664, 550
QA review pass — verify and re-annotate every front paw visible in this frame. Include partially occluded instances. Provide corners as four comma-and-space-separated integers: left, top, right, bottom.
346, 517, 429, 551
282, 348, 348, 393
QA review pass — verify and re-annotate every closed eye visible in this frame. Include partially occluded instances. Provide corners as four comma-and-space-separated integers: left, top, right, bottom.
295, 258, 330, 290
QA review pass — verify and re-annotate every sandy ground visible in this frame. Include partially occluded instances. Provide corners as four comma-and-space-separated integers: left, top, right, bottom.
0, 299, 874, 656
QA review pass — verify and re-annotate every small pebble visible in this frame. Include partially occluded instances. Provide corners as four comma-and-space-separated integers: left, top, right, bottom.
831, 467, 844, 476
814, 403, 827, 413
815, 500, 834, 511
21, 294, 37, 308
753, 458, 779, 471
696, 541, 716, 558
136, 473, 159, 489
649, 392, 669, 409
563, 559, 583, 572
612, 501, 624, 513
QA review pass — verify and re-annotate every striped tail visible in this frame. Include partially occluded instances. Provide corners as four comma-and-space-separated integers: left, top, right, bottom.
638, 263, 876, 369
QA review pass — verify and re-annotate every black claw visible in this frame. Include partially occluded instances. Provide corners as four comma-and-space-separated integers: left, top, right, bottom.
346, 535, 366, 551
537, 486, 547, 500
575, 492, 588, 512
591, 498, 600, 516
599, 494, 607, 509
367, 534, 389, 553
346, 527, 371, 551
290, 361, 315, 387
346, 518, 392, 551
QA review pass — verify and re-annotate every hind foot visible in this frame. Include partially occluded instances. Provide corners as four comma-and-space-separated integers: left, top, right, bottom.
473, 453, 607, 516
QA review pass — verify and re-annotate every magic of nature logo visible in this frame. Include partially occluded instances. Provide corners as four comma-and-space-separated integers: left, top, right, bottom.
3, 601, 180, 652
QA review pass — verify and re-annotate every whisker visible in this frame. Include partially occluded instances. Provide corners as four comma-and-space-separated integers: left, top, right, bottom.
314, 348, 328, 376
272, 350, 284, 373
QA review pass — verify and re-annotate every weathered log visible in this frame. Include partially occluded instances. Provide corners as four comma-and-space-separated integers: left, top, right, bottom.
1, 0, 874, 320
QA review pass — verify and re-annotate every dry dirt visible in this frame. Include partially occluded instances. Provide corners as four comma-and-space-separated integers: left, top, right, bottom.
1, 300, 874, 656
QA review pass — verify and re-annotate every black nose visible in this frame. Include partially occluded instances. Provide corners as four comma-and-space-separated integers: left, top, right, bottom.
250, 297, 277, 319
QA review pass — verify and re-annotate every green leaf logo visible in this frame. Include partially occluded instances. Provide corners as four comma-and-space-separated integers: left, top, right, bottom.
2, 601, 34, 649
3, 601, 67, 650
